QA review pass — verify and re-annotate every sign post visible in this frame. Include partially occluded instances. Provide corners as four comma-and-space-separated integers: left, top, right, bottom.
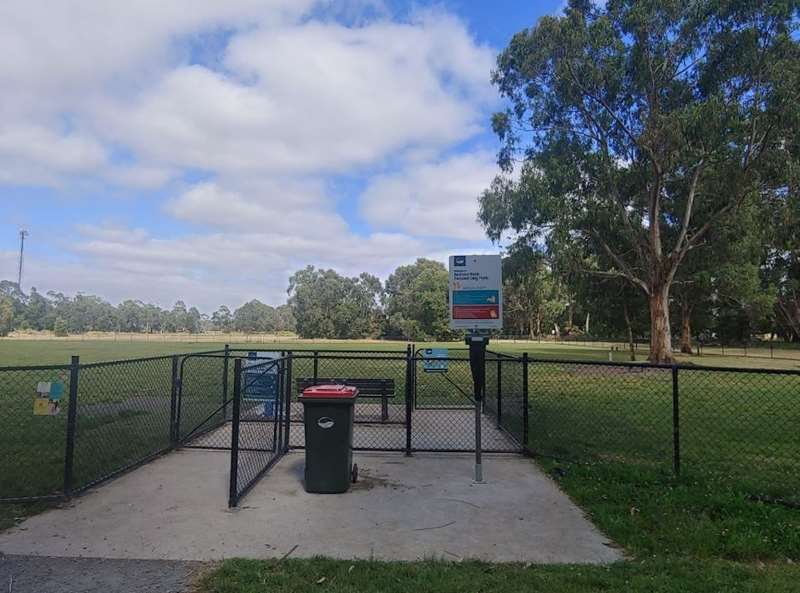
449, 255, 502, 483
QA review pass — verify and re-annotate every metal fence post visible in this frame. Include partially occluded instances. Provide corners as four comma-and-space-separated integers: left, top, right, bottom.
284, 353, 292, 452
228, 358, 243, 507
63, 355, 80, 497
405, 344, 413, 456
222, 344, 230, 420
522, 352, 529, 451
496, 357, 502, 428
313, 351, 319, 383
169, 355, 179, 446
672, 365, 681, 476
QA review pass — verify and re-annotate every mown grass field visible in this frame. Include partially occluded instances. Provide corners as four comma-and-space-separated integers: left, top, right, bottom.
2, 337, 799, 591
2, 336, 799, 368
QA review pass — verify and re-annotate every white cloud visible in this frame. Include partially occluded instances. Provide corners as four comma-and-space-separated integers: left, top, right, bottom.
164, 180, 344, 235
58, 222, 432, 309
0, 1, 498, 308
360, 150, 498, 240
0, 125, 108, 185
94, 16, 494, 175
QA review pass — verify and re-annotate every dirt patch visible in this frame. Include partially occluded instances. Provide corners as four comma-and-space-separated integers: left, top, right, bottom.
350, 469, 408, 492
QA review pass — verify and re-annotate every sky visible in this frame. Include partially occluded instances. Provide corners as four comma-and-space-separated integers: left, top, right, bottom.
0, 0, 564, 312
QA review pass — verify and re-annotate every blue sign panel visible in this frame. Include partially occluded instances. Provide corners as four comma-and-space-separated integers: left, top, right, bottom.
243, 352, 279, 417
422, 348, 448, 373
452, 290, 500, 305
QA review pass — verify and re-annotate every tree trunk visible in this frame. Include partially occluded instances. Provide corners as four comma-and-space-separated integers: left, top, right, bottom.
649, 287, 673, 364
679, 301, 693, 354
536, 310, 542, 337
585, 311, 590, 335
623, 302, 635, 362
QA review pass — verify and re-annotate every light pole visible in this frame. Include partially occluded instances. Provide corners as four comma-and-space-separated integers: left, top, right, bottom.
17, 229, 29, 292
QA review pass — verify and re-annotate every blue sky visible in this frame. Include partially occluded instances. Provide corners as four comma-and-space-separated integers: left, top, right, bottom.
0, 0, 562, 311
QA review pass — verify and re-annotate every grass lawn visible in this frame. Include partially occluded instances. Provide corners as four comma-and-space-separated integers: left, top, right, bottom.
197, 457, 800, 592
197, 362, 800, 591
2, 338, 799, 591
1, 336, 799, 369
201, 558, 800, 593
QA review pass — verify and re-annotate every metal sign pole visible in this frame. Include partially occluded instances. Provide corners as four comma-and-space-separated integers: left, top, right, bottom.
467, 332, 488, 483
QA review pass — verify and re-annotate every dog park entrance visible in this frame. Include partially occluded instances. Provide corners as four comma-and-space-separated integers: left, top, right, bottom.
175, 348, 527, 506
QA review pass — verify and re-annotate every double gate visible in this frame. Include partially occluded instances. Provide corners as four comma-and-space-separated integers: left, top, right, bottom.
173, 348, 528, 506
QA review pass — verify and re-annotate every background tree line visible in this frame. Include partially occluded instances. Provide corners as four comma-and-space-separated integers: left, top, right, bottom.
2, 240, 797, 346
0, 280, 296, 337
0, 258, 459, 341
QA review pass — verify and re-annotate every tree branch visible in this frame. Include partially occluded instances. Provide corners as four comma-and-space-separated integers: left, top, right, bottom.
587, 231, 650, 295
611, 189, 650, 266
563, 61, 634, 141
672, 158, 705, 258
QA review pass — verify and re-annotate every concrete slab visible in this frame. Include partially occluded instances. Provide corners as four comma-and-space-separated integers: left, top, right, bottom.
0, 450, 621, 564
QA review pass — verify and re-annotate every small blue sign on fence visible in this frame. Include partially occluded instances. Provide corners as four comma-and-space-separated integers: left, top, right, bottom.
422, 348, 448, 373
243, 351, 279, 417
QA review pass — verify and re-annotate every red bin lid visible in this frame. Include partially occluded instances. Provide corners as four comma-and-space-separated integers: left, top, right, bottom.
301, 384, 359, 399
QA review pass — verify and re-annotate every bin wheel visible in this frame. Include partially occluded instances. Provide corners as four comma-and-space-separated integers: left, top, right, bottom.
351, 463, 358, 484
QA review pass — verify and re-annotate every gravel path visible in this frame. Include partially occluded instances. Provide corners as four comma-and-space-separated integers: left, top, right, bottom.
0, 554, 207, 593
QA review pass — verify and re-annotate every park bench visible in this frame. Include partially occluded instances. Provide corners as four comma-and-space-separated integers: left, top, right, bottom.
296, 377, 396, 422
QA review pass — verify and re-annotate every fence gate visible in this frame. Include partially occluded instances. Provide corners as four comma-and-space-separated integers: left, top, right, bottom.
228, 356, 289, 507
412, 352, 524, 453
176, 353, 231, 449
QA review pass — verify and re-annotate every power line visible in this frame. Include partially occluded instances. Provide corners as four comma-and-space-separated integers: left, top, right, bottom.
18, 229, 28, 293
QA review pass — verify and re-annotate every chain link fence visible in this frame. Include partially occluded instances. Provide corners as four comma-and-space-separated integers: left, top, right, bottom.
288, 352, 411, 451
2, 348, 798, 505
0, 364, 72, 502
527, 358, 800, 502
73, 357, 176, 492
0, 350, 224, 503
228, 356, 289, 507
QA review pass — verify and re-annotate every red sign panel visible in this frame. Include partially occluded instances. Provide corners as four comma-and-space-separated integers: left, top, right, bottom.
452, 304, 500, 320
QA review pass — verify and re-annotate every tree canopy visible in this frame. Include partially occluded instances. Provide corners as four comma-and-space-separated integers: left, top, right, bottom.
479, 0, 800, 361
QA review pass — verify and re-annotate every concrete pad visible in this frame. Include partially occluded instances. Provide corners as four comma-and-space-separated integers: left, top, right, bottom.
0, 450, 621, 564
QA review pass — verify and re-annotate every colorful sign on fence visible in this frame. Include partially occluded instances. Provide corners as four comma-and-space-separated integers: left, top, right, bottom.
448, 254, 503, 331
422, 348, 449, 373
33, 381, 64, 416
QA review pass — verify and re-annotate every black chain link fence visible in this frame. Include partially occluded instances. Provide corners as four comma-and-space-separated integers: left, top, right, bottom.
0, 364, 72, 502
228, 356, 289, 507
0, 350, 224, 503
413, 352, 521, 452
288, 352, 411, 451
484, 351, 527, 448
177, 353, 230, 449
73, 357, 177, 492
527, 358, 800, 502
3, 348, 799, 506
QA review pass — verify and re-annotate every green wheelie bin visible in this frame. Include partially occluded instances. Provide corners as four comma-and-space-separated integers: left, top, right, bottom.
299, 384, 359, 493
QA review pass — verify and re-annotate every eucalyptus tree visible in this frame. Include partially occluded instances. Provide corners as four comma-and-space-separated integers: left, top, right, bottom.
502, 247, 567, 338
288, 266, 382, 339
479, 0, 799, 362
